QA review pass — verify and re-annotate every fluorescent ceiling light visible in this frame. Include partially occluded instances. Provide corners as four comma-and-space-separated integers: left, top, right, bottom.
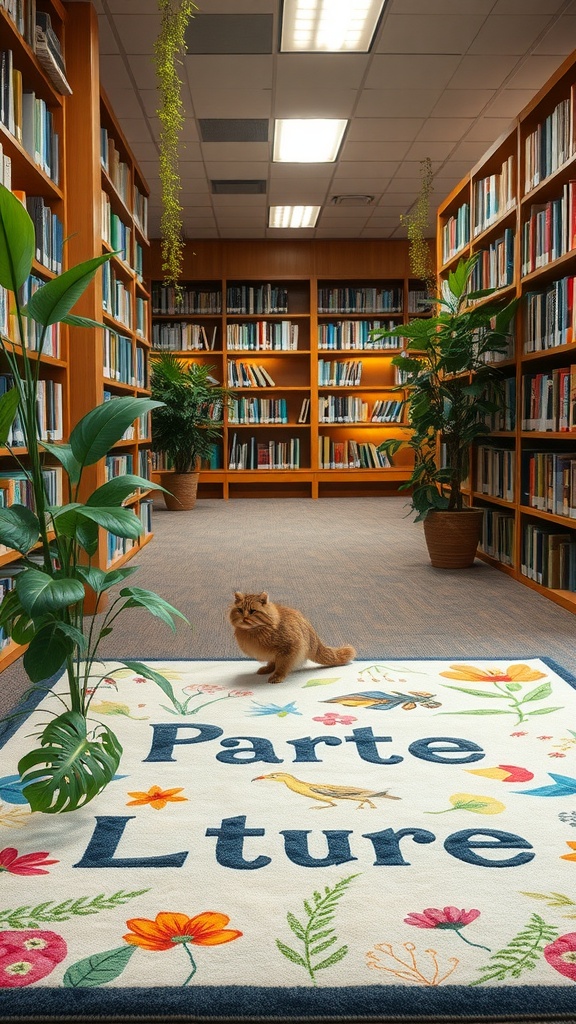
269, 206, 320, 228
274, 119, 347, 162
281, 0, 386, 53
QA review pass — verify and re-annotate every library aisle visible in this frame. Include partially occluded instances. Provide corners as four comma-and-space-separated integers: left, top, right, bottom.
2, 496, 575, 719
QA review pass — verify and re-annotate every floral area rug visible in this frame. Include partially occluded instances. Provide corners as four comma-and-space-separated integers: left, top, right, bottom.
0, 657, 576, 1022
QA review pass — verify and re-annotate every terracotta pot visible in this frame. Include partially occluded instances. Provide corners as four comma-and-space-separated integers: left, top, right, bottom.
422, 508, 484, 569
160, 471, 199, 511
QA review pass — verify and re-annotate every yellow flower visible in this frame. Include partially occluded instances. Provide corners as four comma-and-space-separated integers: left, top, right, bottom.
126, 786, 187, 810
440, 663, 546, 684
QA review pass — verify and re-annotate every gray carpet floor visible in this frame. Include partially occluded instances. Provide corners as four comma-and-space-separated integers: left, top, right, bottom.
1, 495, 576, 716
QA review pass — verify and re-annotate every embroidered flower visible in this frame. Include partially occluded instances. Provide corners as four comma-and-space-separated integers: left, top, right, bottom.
549, 752, 566, 758
124, 911, 242, 985
511, 731, 528, 737
440, 663, 546, 684
182, 684, 226, 695
560, 842, 576, 862
544, 932, 576, 980
0, 930, 67, 987
229, 690, 254, 698
250, 702, 301, 717
313, 712, 357, 726
404, 907, 489, 951
537, 735, 553, 740
126, 786, 187, 810
0, 848, 58, 875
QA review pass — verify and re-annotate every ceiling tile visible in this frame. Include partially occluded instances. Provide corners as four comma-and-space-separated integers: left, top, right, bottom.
185, 14, 273, 55
329, 177, 397, 193
333, 160, 406, 179
110, 14, 161, 54
205, 162, 269, 180
104, 0, 158, 11
127, 56, 159, 91
384, 178, 423, 193
483, 89, 539, 117
270, 164, 333, 180
274, 88, 357, 118
464, 116, 515, 141
396, 160, 444, 178
448, 139, 497, 163
191, 90, 272, 118
365, 54, 461, 91
360, 227, 396, 237
212, 194, 267, 206
491, 0, 566, 10
356, 90, 443, 118
276, 54, 367, 91
340, 141, 408, 163
120, 118, 156, 145
268, 185, 330, 203
468, 16, 554, 55
431, 90, 496, 117
386, 0, 494, 11
184, 227, 219, 237
99, 54, 134, 91
446, 54, 520, 89
201, 142, 270, 161
216, 213, 268, 226
533, 17, 576, 53
185, 54, 273, 90
105, 89, 146, 118
415, 117, 475, 141
130, 141, 159, 163
376, 14, 487, 54
316, 226, 368, 237
404, 141, 456, 161
146, 117, 200, 143
347, 118, 425, 142
97, 17, 119, 55
507, 54, 568, 88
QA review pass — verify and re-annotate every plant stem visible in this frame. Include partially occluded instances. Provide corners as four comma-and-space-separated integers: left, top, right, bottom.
181, 943, 197, 986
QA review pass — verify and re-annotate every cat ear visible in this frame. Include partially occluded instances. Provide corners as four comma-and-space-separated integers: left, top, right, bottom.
259, 592, 268, 603
234, 591, 243, 601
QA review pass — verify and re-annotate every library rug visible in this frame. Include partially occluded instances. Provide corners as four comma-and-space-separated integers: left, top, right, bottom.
0, 658, 576, 1023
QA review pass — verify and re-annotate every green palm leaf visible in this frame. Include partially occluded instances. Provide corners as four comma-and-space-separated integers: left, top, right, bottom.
0, 183, 34, 291
70, 397, 161, 467
18, 712, 122, 813
25, 253, 114, 326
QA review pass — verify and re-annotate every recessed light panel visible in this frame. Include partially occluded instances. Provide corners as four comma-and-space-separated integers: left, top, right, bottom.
281, 0, 386, 53
273, 119, 347, 162
269, 206, 320, 228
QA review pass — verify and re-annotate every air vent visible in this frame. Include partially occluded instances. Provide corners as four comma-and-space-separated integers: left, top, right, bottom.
185, 14, 273, 54
211, 180, 267, 195
330, 195, 375, 206
200, 119, 269, 143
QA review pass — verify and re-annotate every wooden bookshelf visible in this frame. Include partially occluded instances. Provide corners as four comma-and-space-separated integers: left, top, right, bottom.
149, 240, 423, 499
437, 48, 576, 615
65, 3, 153, 572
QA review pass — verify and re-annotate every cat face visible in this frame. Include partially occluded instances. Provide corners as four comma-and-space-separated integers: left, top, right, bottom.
230, 591, 270, 630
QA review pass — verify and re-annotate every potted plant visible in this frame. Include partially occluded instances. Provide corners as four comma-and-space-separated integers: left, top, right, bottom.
375, 254, 518, 568
0, 183, 188, 813
150, 352, 233, 510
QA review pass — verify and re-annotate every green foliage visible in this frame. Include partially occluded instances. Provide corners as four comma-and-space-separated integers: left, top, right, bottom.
374, 253, 518, 519
470, 914, 558, 985
151, 352, 233, 473
154, 0, 198, 290
0, 184, 189, 813
0, 890, 150, 929
276, 875, 359, 985
401, 157, 435, 294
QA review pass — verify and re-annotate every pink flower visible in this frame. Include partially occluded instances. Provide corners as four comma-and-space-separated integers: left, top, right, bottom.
544, 932, 576, 981
511, 731, 528, 737
133, 676, 148, 684
0, 848, 58, 876
313, 712, 356, 726
549, 752, 566, 758
182, 684, 226, 695
0, 930, 67, 987
405, 907, 480, 929
537, 735, 553, 740
229, 690, 254, 698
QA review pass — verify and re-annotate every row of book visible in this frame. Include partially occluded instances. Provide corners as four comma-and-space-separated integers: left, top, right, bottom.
19, 194, 62, 273
521, 366, 576, 432
102, 262, 132, 329
0, 278, 61, 357
521, 182, 576, 277
105, 498, 153, 566
229, 397, 289, 425
226, 321, 299, 351
152, 284, 222, 315
133, 187, 148, 239
469, 228, 515, 292
521, 522, 576, 591
442, 202, 470, 265
228, 435, 301, 470
227, 284, 289, 315
100, 127, 130, 205
318, 436, 392, 470
226, 361, 276, 388
0, 467, 62, 515
524, 275, 576, 352
318, 287, 403, 314
472, 156, 515, 237
0, 576, 15, 648
103, 390, 135, 441
1, 0, 36, 48
136, 296, 147, 340
524, 94, 573, 194
19, 88, 59, 182
475, 444, 515, 502
0, 374, 62, 445
103, 329, 134, 385
152, 322, 218, 351
482, 378, 516, 432
318, 359, 362, 386
318, 395, 403, 424
479, 507, 514, 566
101, 192, 132, 266
105, 454, 133, 481
318, 320, 402, 350
522, 450, 576, 518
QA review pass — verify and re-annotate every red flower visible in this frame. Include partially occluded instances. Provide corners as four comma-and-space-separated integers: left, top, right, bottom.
549, 752, 566, 758
405, 907, 480, 929
0, 930, 67, 987
544, 932, 576, 981
0, 848, 58, 876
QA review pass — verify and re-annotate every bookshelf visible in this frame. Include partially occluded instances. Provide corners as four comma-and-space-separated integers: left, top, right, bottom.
149, 240, 422, 499
436, 49, 576, 615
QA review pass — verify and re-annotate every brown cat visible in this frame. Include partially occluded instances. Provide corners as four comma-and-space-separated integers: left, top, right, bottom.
229, 591, 356, 684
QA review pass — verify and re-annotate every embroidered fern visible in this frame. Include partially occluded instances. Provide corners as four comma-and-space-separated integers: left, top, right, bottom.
470, 914, 558, 985
521, 891, 576, 918
0, 889, 150, 929
276, 874, 359, 985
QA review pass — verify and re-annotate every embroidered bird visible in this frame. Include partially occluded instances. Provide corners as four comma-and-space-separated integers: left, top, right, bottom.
322, 690, 442, 711
252, 771, 400, 809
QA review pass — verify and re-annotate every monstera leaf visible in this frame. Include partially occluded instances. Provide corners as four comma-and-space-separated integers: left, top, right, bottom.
18, 712, 122, 813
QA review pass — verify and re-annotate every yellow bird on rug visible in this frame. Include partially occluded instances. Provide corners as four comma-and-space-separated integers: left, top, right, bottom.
252, 771, 400, 809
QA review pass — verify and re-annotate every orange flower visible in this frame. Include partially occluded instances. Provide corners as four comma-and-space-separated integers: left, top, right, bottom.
440, 663, 546, 684
126, 786, 187, 810
124, 911, 242, 951
561, 842, 576, 862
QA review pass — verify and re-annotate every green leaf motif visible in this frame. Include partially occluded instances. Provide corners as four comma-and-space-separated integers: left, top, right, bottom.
63, 945, 136, 988
0, 183, 34, 291
304, 677, 340, 688
470, 915, 558, 986
0, 889, 150, 930
522, 682, 553, 702
121, 660, 180, 708
275, 941, 306, 968
276, 875, 359, 985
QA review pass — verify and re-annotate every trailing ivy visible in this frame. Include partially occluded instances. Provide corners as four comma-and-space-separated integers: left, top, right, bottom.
154, 0, 197, 291
401, 156, 435, 295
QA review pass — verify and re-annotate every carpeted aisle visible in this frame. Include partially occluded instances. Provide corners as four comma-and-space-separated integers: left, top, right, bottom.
1, 656, 576, 1021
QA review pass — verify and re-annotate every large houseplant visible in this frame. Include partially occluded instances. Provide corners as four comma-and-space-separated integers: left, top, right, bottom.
151, 352, 232, 509
0, 184, 188, 813
375, 254, 518, 568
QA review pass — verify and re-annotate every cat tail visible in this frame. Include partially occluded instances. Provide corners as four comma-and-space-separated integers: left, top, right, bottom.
312, 640, 356, 667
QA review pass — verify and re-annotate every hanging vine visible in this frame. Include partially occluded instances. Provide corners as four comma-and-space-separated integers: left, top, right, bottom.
154, 0, 197, 291
401, 156, 435, 295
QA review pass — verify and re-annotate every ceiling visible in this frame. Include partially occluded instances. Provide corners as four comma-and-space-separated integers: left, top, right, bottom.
78, 0, 576, 240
